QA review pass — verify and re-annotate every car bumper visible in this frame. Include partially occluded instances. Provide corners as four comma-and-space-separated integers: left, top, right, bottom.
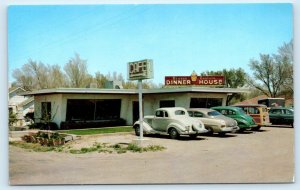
222, 125, 240, 132
262, 122, 272, 126
249, 125, 258, 129
181, 129, 208, 135
220, 127, 234, 132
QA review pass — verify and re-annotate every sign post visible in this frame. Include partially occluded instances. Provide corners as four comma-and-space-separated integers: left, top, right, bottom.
128, 59, 153, 143
138, 79, 143, 139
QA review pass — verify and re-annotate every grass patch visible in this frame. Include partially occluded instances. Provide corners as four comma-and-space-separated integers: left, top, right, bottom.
9, 141, 58, 152
10, 140, 166, 154
69, 143, 166, 154
58, 126, 133, 135
69, 142, 112, 154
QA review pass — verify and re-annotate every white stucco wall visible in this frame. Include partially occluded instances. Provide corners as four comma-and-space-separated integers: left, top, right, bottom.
33, 92, 228, 127
34, 94, 63, 125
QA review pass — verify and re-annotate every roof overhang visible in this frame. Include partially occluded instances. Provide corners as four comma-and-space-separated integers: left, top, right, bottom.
20, 87, 249, 96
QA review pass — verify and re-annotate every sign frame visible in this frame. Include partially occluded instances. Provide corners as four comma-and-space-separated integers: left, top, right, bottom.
127, 59, 153, 80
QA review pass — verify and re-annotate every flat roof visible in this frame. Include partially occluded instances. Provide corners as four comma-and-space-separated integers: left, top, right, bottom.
20, 87, 249, 96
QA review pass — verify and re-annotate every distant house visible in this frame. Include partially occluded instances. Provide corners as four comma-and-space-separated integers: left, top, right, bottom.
233, 95, 293, 107
233, 95, 269, 105
8, 87, 34, 127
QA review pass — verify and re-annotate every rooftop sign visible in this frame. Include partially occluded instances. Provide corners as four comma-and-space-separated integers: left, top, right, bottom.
165, 72, 225, 86
128, 59, 153, 80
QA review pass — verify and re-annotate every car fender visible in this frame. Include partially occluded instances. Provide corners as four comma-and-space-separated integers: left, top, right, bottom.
204, 120, 223, 128
166, 123, 185, 134
133, 120, 155, 133
234, 118, 250, 127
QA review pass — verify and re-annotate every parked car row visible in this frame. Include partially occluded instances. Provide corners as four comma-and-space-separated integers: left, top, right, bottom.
133, 105, 294, 139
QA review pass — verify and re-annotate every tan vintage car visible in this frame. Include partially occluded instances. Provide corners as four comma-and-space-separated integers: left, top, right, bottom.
188, 108, 239, 135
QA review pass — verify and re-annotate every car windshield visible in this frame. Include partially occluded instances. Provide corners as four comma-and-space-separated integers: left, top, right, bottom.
236, 107, 247, 114
207, 111, 221, 116
175, 110, 186, 115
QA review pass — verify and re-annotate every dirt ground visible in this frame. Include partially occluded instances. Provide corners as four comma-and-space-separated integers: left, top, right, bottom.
9, 127, 294, 185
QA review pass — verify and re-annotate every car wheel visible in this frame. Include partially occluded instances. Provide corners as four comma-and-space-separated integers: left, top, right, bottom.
218, 132, 226, 136
252, 126, 261, 131
207, 127, 214, 135
169, 128, 179, 139
239, 128, 245, 133
189, 134, 198, 139
134, 125, 140, 136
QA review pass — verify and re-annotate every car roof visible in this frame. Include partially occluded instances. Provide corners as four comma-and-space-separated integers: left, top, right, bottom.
211, 106, 242, 111
233, 104, 267, 107
187, 108, 215, 113
156, 107, 187, 111
270, 107, 292, 110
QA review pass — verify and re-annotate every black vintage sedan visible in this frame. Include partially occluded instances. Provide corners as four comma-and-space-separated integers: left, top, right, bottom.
268, 107, 294, 127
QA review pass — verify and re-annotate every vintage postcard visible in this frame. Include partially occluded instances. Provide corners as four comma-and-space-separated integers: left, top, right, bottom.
8, 3, 294, 185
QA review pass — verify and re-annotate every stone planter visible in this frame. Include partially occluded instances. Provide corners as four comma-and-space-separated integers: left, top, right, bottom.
29, 135, 37, 143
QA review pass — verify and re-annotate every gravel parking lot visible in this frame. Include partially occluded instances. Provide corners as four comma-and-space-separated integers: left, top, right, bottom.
9, 126, 294, 185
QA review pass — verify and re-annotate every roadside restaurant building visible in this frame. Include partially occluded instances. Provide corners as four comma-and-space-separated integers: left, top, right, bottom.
22, 87, 246, 129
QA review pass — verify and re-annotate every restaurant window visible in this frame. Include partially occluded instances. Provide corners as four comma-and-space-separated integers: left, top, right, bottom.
160, 100, 175, 108
190, 98, 222, 108
66, 99, 121, 121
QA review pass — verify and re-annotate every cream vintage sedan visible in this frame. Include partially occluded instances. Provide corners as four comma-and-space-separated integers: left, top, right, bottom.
187, 108, 239, 135
133, 107, 207, 139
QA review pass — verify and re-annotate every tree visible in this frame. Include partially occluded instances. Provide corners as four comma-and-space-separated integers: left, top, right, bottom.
9, 111, 18, 127
48, 64, 68, 88
201, 68, 247, 105
64, 53, 92, 88
94, 71, 108, 88
123, 81, 137, 89
12, 59, 50, 90
275, 40, 293, 98
12, 68, 34, 90
248, 40, 293, 98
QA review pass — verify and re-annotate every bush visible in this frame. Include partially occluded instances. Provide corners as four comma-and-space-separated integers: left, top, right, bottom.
28, 123, 39, 129
9, 112, 18, 126
25, 112, 34, 120
60, 118, 126, 130
32, 122, 59, 130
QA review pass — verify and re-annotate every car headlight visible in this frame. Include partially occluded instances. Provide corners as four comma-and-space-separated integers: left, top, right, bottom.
185, 125, 190, 131
199, 123, 204, 129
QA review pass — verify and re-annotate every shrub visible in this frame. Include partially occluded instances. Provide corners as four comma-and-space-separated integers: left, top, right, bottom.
28, 123, 39, 129
39, 122, 59, 130
127, 144, 143, 153
60, 118, 126, 130
9, 112, 18, 126
25, 112, 34, 120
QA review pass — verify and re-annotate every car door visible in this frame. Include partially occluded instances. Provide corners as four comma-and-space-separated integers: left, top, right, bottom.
152, 110, 170, 132
282, 109, 294, 125
269, 109, 282, 124
193, 111, 211, 127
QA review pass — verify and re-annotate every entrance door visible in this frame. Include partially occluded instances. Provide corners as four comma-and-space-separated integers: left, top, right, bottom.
132, 101, 140, 124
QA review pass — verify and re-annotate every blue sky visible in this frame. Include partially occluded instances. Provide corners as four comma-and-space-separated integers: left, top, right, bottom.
8, 4, 293, 84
